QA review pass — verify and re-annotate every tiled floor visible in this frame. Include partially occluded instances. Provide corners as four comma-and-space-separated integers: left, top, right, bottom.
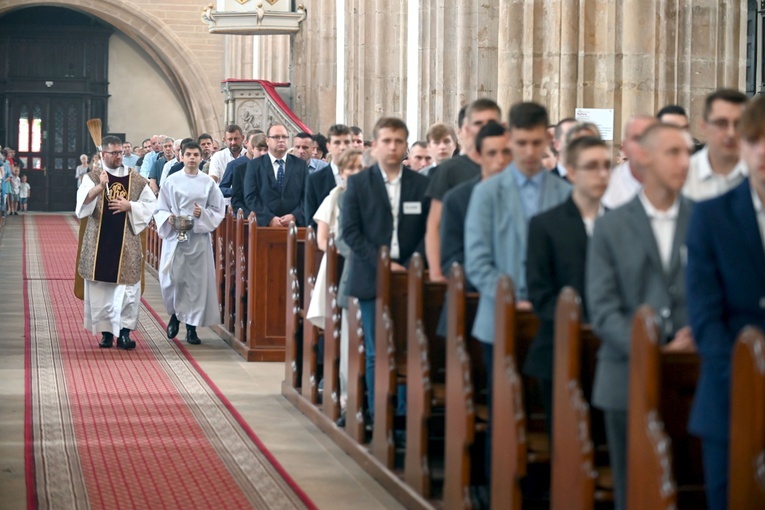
0, 214, 403, 510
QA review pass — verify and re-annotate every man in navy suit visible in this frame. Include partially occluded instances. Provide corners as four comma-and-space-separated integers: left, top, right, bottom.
526, 135, 611, 432
305, 124, 353, 228
342, 116, 431, 417
686, 93, 765, 510
244, 124, 308, 227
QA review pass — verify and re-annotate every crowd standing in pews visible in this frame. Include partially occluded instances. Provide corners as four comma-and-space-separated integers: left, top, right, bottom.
76, 85, 765, 510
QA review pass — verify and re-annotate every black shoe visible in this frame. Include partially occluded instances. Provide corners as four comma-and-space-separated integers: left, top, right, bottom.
185, 327, 201, 345
336, 412, 346, 428
117, 330, 136, 350
166, 314, 179, 339
99, 332, 114, 348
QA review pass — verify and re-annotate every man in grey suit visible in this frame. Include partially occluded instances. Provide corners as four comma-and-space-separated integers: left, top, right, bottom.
464, 101, 571, 481
586, 123, 696, 510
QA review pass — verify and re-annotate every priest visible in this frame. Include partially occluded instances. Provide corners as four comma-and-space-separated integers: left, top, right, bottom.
153, 141, 225, 345
75, 135, 156, 350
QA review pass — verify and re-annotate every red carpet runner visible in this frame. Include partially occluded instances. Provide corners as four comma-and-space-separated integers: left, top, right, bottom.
24, 215, 315, 509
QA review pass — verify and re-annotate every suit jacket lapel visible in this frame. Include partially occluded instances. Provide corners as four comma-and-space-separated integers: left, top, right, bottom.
732, 180, 765, 287
626, 196, 665, 274
667, 196, 691, 282
370, 165, 394, 224
262, 155, 277, 188
280, 156, 294, 192
563, 196, 588, 253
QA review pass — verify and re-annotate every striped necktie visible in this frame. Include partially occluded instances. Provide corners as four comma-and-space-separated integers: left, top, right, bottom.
276, 159, 285, 191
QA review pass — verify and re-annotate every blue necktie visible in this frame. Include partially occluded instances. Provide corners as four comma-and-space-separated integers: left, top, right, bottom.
276, 159, 285, 192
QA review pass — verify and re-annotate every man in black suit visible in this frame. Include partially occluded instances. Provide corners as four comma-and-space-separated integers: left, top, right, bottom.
342, 116, 431, 418
227, 133, 268, 216
304, 124, 353, 228
244, 124, 308, 227
525, 136, 611, 432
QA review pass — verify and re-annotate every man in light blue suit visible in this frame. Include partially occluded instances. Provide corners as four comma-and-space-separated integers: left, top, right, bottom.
464, 101, 571, 481
686, 93, 765, 510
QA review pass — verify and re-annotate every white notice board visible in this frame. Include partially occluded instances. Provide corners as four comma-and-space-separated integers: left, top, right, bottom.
574, 108, 615, 141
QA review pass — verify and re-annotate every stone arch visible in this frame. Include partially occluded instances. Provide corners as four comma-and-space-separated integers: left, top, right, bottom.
0, 0, 220, 135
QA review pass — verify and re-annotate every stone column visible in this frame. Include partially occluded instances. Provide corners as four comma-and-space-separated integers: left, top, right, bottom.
224, 34, 253, 79
293, 0, 336, 132
496, 0, 746, 145
255, 34, 291, 83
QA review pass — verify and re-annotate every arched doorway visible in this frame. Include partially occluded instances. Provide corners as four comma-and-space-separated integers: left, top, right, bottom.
0, 1, 222, 211
0, 7, 111, 211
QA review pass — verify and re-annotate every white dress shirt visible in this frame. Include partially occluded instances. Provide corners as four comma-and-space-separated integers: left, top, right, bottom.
556, 162, 568, 178
602, 162, 641, 209
683, 147, 748, 201
639, 191, 679, 272
268, 153, 287, 179
208, 148, 238, 182
379, 166, 403, 260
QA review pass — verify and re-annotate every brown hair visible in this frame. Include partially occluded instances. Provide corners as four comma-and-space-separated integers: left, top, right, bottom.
703, 89, 748, 121
739, 93, 765, 142
426, 123, 457, 144
372, 117, 409, 140
565, 136, 608, 168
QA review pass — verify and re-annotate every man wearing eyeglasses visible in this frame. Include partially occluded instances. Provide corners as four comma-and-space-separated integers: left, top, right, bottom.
244, 123, 308, 227
683, 89, 749, 201
75, 135, 156, 350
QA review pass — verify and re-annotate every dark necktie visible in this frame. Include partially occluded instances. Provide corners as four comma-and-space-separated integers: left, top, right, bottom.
276, 159, 285, 191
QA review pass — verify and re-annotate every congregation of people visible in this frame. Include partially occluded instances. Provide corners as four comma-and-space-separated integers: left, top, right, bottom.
30, 84, 761, 510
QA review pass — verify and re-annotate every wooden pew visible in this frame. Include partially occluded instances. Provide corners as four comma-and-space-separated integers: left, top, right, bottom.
322, 235, 344, 422
372, 245, 410, 469
214, 210, 229, 323
404, 253, 447, 498
224, 208, 236, 332
346, 296, 367, 443
627, 306, 702, 510
729, 326, 765, 509
233, 212, 250, 344
443, 264, 479, 510
284, 221, 303, 390
301, 227, 322, 403
216, 220, 304, 361
550, 287, 612, 510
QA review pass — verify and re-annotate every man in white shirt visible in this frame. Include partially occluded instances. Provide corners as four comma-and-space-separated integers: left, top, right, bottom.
207, 124, 244, 183
683, 89, 749, 201
602, 115, 658, 209
587, 123, 695, 510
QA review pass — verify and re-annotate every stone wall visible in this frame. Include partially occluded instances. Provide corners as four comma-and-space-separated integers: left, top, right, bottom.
255, 0, 747, 142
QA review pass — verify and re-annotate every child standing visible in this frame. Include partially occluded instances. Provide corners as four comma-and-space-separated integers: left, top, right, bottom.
18, 174, 30, 213
8, 166, 20, 215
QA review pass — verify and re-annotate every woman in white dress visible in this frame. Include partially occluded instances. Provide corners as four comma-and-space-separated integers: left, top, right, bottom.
75, 154, 89, 188
306, 148, 363, 414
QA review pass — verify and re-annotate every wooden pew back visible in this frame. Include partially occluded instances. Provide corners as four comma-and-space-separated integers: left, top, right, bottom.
284, 222, 302, 389
224, 209, 236, 332
490, 275, 526, 510
346, 297, 367, 443
234, 211, 249, 343
372, 245, 409, 468
404, 252, 446, 497
301, 226, 322, 403
323, 234, 344, 421
729, 327, 765, 509
443, 263, 475, 510
551, 287, 596, 510
627, 306, 701, 510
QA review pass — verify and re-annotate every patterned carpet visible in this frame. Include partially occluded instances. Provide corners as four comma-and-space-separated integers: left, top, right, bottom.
24, 215, 315, 510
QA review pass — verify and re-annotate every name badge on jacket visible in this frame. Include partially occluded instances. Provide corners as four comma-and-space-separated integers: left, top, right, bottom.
403, 201, 422, 215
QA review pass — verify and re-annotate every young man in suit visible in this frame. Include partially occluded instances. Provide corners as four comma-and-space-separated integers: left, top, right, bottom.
464, 102, 571, 482
525, 136, 611, 432
243, 124, 308, 227
305, 124, 353, 228
425, 99, 502, 282
341, 116, 430, 419
685, 93, 765, 510
587, 123, 696, 510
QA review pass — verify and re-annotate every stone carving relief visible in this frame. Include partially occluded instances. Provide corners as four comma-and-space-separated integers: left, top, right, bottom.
237, 101, 263, 132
